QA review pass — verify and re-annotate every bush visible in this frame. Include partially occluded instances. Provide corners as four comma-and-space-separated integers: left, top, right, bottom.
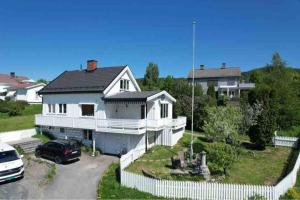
0, 100, 29, 116
205, 143, 238, 175
247, 194, 267, 200
281, 188, 300, 200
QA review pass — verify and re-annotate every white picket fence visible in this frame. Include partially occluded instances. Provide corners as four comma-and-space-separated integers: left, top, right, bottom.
273, 136, 298, 148
120, 136, 300, 200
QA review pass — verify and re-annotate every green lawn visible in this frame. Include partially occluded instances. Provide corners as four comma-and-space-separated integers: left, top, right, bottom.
33, 133, 51, 143
225, 146, 291, 185
277, 126, 300, 137
127, 132, 293, 185
0, 104, 41, 132
98, 163, 165, 199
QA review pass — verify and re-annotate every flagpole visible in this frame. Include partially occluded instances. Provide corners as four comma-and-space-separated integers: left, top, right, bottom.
190, 21, 196, 162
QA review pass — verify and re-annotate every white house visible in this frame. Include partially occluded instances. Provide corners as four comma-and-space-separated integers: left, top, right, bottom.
8, 83, 46, 104
0, 72, 45, 103
35, 60, 186, 155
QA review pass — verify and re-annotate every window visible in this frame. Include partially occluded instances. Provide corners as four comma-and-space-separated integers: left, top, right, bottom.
52, 104, 56, 113
60, 128, 65, 133
207, 80, 218, 87
120, 79, 129, 91
83, 130, 93, 140
59, 104, 67, 114
48, 104, 51, 113
227, 81, 235, 86
160, 103, 169, 118
48, 104, 56, 113
81, 104, 94, 116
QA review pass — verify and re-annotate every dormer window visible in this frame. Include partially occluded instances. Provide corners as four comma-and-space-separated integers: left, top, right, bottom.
120, 79, 129, 91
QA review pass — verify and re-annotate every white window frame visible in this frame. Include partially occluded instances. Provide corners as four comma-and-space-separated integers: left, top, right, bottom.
58, 104, 67, 114
120, 79, 129, 91
160, 103, 169, 118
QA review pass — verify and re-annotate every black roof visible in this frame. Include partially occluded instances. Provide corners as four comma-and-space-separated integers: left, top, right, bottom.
39, 66, 126, 94
103, 91, 161, 101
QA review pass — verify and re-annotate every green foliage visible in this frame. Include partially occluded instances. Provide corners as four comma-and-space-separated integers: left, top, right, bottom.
98, 163, 164, 199
248, 108, 276, 149
278, 126, 300, 137
205, 143, 238, 175
281, 188, 300, 200
0, 100, 29, 116
203, 106, 242, 145
247, 194, 267, 200
207, 85, 216, 99
143, 62, 160, 90
36, 79, 48, 84
248, 53, 300, 130
33, 133, 52, 143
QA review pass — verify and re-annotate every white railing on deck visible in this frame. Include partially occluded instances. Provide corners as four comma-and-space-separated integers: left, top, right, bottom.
35, 115, 186, 134
120, 136, 300, 200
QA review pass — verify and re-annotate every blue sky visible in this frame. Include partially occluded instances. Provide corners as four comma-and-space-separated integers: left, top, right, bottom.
0, 0, 299, 80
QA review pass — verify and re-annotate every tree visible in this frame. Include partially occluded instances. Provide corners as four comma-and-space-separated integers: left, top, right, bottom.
162, 75, 175, 94
240, 100, 263, 135
37, 79, 48, 84
248, 107, 276, 149
143, 62, 159, 90
206, 143, 238, 175
203, 106, 242, 146
207, 85, 216, 99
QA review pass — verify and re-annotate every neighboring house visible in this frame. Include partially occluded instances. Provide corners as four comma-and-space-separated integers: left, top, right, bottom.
188, 63, 255, 98
0, 72, 45, 103
8, 83, 46, 104
35, 60, 187, 155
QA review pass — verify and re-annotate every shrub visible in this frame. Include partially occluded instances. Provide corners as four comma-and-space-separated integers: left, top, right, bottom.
247, 194, 267, 200
281, 188, 300, 200
205, 143, 238, 175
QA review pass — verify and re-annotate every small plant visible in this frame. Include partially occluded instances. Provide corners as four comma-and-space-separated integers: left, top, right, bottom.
247, 194, 267, 200
13, 145, 25, 156
281, 188, 300, 200
42, 163, 56, 185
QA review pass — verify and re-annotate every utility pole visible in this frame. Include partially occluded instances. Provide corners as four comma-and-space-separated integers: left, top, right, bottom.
190, 21, 196, 163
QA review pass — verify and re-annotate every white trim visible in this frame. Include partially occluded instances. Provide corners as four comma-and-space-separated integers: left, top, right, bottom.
103, 66, 141, 95
25, 83, 46, 89
147, 91, 176, 102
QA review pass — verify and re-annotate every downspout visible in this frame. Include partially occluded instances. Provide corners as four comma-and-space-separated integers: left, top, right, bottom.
145, 102, 148, 151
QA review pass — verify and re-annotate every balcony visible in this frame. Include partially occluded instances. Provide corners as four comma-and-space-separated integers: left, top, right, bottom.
35, 115, 186, 135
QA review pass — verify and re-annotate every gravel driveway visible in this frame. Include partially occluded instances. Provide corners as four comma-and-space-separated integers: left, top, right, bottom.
0, 153, 118, 199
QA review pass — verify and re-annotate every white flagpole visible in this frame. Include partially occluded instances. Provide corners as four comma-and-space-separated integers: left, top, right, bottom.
190, 21, 196, 162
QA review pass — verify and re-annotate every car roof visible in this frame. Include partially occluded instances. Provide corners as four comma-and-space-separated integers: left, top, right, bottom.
0, 143, 16, 152
51, 139, 77, 145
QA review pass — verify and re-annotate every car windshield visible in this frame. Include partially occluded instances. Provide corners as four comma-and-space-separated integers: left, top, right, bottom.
0, 150, 19, 163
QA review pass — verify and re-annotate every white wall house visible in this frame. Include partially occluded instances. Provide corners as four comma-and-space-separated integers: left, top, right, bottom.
188, 63, 255, 99
35, 60, 186, 155
10, 83, 45, 104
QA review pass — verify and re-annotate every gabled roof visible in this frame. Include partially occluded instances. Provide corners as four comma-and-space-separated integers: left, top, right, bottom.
39, 66, 126, 94
8, 82, 45, 91
104, 90, 176, 102
188, 67, 241, 79
0, 74, 31, 87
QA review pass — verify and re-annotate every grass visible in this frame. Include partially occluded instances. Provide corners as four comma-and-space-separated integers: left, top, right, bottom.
0, 115, 35, 132
127, 132, 293, 185
0, 104, 42, 132
43, 163, 56, 184
98, 163, 164, 199
278, 126, 300, 137
32, 133, 51, 143
225, 146, 292, 185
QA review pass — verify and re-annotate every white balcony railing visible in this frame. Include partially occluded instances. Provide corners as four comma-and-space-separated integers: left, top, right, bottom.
35, 115, 186, 135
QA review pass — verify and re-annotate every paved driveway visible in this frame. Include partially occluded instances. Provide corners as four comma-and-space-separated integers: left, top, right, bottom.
0, 153, 118, 199
43, 153, 118, 199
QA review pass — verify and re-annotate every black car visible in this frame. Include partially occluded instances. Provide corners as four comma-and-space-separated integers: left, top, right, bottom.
35, 139, 81, 164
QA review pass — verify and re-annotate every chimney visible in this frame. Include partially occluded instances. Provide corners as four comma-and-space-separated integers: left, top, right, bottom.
221, 62, 226, 69
200, 64, 205, 70
87, 60, 98, 71
10, 72, 15, 78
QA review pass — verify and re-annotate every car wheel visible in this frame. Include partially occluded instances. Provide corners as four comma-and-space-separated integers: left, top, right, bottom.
55, 156, 62, 164
35, 150, 41, 158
